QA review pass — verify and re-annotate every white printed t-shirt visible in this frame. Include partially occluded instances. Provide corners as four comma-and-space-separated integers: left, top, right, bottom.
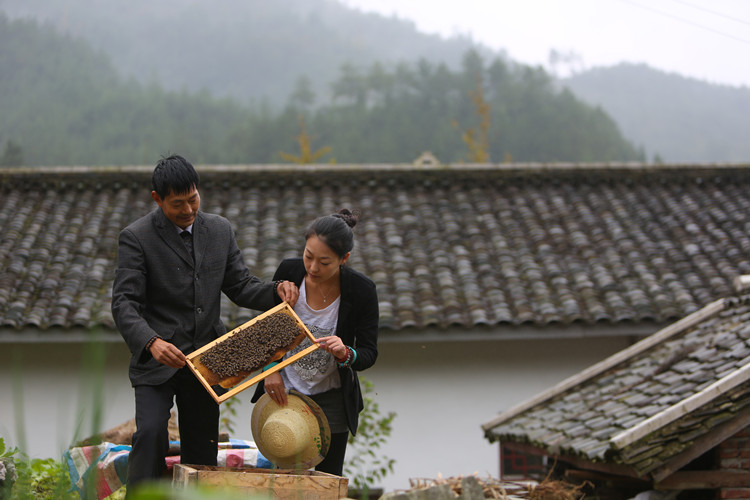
281, 280, 341, 395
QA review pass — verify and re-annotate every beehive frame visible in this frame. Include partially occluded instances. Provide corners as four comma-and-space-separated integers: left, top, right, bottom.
186, 302, 319, 403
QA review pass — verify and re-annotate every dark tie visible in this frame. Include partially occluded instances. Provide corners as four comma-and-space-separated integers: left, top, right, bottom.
180, 231, 194, 261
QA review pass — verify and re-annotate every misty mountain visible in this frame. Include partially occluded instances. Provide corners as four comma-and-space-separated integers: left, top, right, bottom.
563, 63, 750, 163
0, 11, 643, 166
2, 0, 745, 164
0, 0, 488, 107
0, 13, 252, 165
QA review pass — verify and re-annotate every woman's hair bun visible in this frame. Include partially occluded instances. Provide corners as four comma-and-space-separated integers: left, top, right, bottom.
333, 208, 359, 229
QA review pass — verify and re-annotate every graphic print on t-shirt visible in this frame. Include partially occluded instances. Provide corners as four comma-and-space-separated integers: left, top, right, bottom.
289, 324, 335, 381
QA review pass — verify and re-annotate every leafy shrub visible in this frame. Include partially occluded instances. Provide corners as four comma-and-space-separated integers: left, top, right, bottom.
344, 377, 396, 493
0, 438, 77, 500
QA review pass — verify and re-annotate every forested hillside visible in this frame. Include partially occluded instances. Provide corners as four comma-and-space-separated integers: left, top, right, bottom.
0, 13, 644, 166
3, 0, 748, 164
0, 0, 484, 107
564, 64, 750, 162
0, 15, 252, 165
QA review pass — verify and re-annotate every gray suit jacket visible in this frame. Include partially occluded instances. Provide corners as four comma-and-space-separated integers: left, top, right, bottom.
111, 207, 275, 386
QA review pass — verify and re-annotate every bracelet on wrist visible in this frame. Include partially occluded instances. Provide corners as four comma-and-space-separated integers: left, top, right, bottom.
337, 346, 356, 368
262, 361, 279, 372
145, 335, 160, 350
273, 280, 283, 297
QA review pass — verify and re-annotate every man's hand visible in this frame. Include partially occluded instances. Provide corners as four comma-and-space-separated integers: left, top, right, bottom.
276, 280, 299, 307
149, 338, 186, 368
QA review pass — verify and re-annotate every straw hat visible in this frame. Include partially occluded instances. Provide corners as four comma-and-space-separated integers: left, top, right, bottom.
251, 390, 331, 469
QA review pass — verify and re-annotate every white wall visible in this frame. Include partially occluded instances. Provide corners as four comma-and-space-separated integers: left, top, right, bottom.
0, 342, 134, 459
0, 335, 631, 493
361, 337, 632, 491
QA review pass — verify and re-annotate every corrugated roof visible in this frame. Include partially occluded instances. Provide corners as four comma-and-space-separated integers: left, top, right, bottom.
482, 284, 750, 479
2, 162, 750, 334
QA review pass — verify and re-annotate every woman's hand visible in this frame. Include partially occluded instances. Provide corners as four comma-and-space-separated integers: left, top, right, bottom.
315, 336, 347, 361
264, 371, 288, 405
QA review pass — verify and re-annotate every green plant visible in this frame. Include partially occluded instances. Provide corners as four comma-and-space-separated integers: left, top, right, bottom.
1, 438, 19, 499
344, 377, 396, 494
0, 439, 17, 460
0, 441, 76, 500
127, 482, 266, 499
220, 394, 240, 437
18, 458, 76, 500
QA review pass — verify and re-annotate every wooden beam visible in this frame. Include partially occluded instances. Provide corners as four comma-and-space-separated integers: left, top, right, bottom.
564, 469, 651, 488
650, 405, 750, 482
501, 441, 642, 479
655, 471, 750, 489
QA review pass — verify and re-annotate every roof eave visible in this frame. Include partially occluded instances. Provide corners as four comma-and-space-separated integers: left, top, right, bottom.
1, 321, 663, 344
0, 327, 121, 343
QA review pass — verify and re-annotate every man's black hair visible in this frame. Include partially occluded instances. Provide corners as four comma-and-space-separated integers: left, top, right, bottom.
151, 154, 200, 200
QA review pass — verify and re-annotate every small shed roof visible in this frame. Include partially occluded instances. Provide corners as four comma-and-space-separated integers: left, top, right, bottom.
482, 276, 750, 481
1, 162, 750, 337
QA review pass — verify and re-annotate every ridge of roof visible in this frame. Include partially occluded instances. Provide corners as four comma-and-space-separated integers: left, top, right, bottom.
2, 161, 750, 176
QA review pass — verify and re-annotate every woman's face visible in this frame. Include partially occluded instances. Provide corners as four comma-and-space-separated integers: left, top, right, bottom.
303, 235, 349, 283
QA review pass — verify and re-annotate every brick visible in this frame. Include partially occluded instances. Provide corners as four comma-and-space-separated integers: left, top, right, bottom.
724, 438, 750, 449
720, 458, 750, 470
720, 488, 750, 499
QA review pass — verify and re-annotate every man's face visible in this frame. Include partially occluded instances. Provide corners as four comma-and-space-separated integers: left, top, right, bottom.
151, 185, 201, 229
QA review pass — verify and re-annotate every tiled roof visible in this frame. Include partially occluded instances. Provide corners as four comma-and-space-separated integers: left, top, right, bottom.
1, 163, 750, 334
482, 285, 750, 479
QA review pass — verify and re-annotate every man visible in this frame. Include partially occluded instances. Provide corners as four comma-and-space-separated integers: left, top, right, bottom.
111, 155, 298, 491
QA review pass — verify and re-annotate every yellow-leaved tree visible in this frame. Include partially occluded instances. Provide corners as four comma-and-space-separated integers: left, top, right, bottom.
278, 115, 334, 164
452, 72, 491, 163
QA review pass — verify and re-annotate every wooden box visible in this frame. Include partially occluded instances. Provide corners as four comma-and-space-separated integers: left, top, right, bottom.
173, 464, 349, 499
186, 302, 319, 403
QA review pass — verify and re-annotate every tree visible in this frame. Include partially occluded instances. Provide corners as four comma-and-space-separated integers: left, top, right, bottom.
331, 62, 367, 107
278, 115, 333, 164
0, 140, 24, 167
288, 76, 316, 113
453, 72, 491, 163
2, 13, 644, 166
366, 62, 395, 107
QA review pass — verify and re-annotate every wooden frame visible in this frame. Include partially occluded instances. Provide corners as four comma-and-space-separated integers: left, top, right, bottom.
173, 464, 349, 499
186, 302, 319, 403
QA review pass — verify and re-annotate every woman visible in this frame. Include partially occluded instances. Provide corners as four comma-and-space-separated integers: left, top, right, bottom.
251, 208, 379, 476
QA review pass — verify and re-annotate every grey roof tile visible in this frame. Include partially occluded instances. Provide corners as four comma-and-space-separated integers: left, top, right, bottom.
484, 285, 750, 477
2, 164, 750, 333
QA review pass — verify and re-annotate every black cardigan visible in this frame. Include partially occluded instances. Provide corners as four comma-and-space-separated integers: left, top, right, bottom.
251, 258, 379, 435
